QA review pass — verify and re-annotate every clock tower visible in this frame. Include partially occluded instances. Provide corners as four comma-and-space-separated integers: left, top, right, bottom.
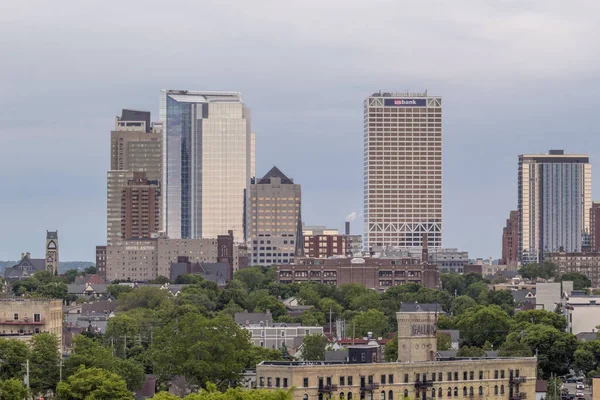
46, 231, 59, 275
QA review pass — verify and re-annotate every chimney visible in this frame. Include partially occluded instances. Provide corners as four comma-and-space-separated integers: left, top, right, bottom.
345, 221, 350, 236
422, 233, 428, 263
21, 253, 25, 259
26, 252, 31, 258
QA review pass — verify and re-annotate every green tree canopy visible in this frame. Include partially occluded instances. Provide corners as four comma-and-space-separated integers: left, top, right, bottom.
449, 296, 477, 316
456, 345, 486, 357
56, 366, 133, 400
437, 332, 453, 351
0, 378, 29, 400
456, 305, 511, 348
234, 267, 267, 291
29, 333, 61, 395
352, 309, 389, 338
521, 324, 578, 377
558, 273, 592, 290
512, 310, 567, 332
301, 334, 329, 361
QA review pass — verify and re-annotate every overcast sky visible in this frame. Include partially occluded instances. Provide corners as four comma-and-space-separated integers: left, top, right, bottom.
1, 0, 600, 261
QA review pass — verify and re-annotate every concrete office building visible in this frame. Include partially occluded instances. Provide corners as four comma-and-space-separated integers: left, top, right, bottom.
257, 306, 536, 400
105, 236, 242, 282
501, 211, 519, 266
363, 91, 442, 251
107, 109, 162, 244
518, 150, 592, 264
160, 90, 254, 241
246, 167, 302, 266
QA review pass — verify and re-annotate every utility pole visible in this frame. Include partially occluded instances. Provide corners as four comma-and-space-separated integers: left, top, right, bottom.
124, 333, 127, 356
329, 308, 333, 337
25, 359, 29, 389
59, 359, 63, 381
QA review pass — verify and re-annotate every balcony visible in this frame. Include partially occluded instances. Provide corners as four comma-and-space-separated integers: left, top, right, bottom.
1, 319, 44, 325
415, 380, 434, 388
318, 384, 338, 393
511, 393, 527, 400
510, 377, 526, 384
361, 383, 380, 391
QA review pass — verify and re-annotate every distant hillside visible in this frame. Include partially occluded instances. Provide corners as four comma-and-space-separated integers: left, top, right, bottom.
0, 261, 95, 274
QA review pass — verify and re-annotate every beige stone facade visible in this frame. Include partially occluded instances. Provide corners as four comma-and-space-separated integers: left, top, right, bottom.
257, 357, 537, 400
0, 298, 62, 350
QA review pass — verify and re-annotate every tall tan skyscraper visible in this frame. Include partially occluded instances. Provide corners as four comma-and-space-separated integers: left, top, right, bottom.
107, 110, 162, 244
518, 150, 592, 264
363, 91, 442, 251
245, 167, 302, 266
160, 90, 254, 241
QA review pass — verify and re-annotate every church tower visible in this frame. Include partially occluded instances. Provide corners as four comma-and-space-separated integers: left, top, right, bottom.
46, 231, 59, 275
396, 303, 439, 362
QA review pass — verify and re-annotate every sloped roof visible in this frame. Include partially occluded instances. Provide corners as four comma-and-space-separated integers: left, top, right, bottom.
399, 302, 444, 313
257, 166, 293, 184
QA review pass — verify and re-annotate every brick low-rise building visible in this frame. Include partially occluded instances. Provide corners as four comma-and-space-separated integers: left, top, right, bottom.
277, 256, 440, 291
544, 252, 600, 288
257, 306, 536, 400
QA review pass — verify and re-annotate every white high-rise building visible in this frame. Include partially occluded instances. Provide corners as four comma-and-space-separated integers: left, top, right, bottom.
518, 150, 592, 264
160, 90, 254, 241
363, 91, 442, 251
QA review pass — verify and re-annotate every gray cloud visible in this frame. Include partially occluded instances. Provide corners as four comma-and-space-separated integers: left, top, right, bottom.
1, 0, 599, 260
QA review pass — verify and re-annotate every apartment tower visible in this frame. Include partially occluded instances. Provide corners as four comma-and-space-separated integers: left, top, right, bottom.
245, 167, 302, 266
501, 210, 519, 266
363, 91, 442, 251
106, 110, 162, 244
518, 150, 592, 264
160, 90, 254, 240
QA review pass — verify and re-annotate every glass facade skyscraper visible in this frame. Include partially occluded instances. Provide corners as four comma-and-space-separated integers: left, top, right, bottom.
518, 150, 592, 264
160, 90, 253, 240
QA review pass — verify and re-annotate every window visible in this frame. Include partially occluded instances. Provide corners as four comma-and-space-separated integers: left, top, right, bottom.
304, 395, 308, 400
389, 391, 394, 400
469, 387, 474, 396
34, 314, 41, 322
381, 391, 386, 400
13, 313, 18, 321
281, 331, 285, 337
454, 387, 458, 397
515, 369, 520, 378
389, 375, 394, 384
500, 371, 505, 379
479, 386, 483, 396
439, 373, 443, 382
348, 376, 353, 386
447, 373, 452, 381
341, 376, 346, 386
494, 370, 498, 379
438, 388, 442, 398
416, 374, 421, 383
303, 378, 309, 387
479, 371, 483, 380
500, 385, 505, 395
348, 393, 353, 400
447, 388, 452, 397
361, 353, 366, 362
454, 373, 458, 381
260, 377, 265, 387
463, 387, 467, 396
276, 377, 280, 387
34, 328, 40, 334
404, 390, 409, 398
432, 388, 436, 398
405, 374, 409, 383
267, 377, 272, 387
283, 378, 288, 388
494, 386, 498, 395
381, 375, 386, 384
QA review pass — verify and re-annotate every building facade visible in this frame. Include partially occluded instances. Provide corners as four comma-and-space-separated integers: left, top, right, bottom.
0, 298, 62, 350
107, 109, 162, 244
105, 237, 244, 281
121, 172, 160, 240
590, 202, 600, 251
303, 234, 348, 258
257, 308, 536, 400
372, 247, 468, 274
545, 252, 600, 288
277, 256, 440, 291
95, 245, 107, 280
364, 91, 442, 251
518, 150, 592, 264
46, 230, 59, 274
563, 295, 600, 335
160, 90, 254, 241
501, 211, 519, 266
246, 167, 302, 266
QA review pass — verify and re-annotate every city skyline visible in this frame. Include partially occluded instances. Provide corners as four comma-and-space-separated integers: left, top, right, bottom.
2, 1, 600, 261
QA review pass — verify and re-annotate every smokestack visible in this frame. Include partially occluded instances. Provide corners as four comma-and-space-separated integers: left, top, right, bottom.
422, 233, 428, 263
345, 221, 350, 236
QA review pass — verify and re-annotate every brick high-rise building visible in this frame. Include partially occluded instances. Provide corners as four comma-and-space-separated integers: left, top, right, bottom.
107, 109, 162, 244
518, 150, 591, 264
590, 202, 600, 251
245, 167, 302, 266
121, 172, 160, 240
363, 91, 442, 251
501, 210, 519, 266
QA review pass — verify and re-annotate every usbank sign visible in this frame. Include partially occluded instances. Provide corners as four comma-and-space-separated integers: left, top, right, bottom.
383, 98, 427, 107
